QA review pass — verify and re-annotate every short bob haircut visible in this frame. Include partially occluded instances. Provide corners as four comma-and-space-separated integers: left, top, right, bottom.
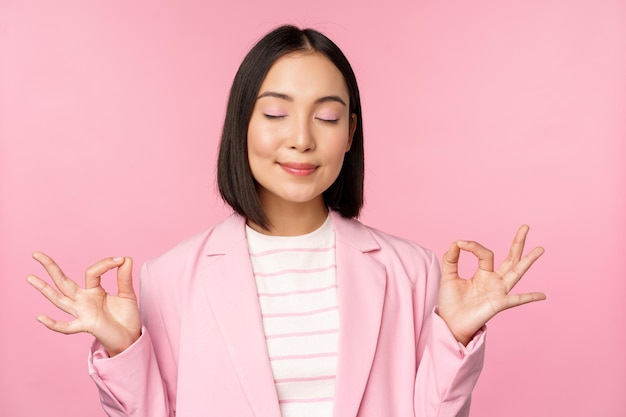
217, 25, 364, 230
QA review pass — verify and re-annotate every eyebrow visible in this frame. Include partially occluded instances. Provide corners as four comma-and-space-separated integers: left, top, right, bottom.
256, 91, 347, 107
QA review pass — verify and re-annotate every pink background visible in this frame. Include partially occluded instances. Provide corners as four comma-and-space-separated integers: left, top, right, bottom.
1, 1, 625, 416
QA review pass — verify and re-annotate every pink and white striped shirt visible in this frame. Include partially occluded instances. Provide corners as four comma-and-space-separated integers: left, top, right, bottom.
246, 215, 338, 417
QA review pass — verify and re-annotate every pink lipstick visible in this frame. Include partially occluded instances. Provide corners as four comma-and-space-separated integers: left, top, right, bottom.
279, 162, 318, 176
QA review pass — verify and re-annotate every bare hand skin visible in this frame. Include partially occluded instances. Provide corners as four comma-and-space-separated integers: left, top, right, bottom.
27, 252, 142, 357
438, 225, 546, 346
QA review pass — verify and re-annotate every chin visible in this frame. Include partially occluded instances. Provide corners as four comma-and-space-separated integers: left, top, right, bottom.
274, 191, 325, 206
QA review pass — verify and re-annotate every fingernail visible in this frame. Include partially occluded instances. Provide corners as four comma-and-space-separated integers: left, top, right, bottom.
113, 257, 123, 262
458, 240, 469, 244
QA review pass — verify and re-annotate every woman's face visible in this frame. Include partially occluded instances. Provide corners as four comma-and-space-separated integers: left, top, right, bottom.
247, 51, 356, 214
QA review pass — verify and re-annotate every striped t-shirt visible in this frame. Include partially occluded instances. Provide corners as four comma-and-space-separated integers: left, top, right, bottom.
245, 214, 339, 417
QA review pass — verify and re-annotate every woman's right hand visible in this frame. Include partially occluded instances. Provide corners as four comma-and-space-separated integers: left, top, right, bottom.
27, 252, 142, 357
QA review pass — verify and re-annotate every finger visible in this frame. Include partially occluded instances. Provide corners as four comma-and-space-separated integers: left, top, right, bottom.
26, 274, 76, 315
456, 240, 495, 272
497, 225, 529, 276
116, 257, 136, 299
35, 315, 83, 334
32, 252, 79, 298
441, 242, 460, 280
503, 291, 547, 310
503, 246, 545, 292
85, 257, 126, 289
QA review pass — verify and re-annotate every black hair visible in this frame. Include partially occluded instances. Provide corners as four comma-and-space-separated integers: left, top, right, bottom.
217, 25, 364, 229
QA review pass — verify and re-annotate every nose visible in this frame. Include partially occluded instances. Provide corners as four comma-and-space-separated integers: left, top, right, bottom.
288, 117, 315, 152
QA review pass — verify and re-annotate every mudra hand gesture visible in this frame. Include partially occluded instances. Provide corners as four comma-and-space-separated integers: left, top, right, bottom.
27, 253, 141, 357
27, 226, 544, 352
438, 225, 546, 345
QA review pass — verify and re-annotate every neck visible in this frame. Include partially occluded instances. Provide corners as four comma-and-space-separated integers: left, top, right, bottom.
248, 198, 329, 236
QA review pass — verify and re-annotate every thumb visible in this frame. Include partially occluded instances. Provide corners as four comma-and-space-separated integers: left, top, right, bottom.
116, 257, 136, 299
441, 242, 461, 280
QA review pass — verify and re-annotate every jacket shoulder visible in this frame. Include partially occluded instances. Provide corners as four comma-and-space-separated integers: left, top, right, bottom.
343, 216, 435, 261
368, 224, 434, 261
141, 213, 245, 284
342, 217, 438, 285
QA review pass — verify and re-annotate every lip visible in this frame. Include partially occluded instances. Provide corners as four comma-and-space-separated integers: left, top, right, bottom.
278, 162, 318, 176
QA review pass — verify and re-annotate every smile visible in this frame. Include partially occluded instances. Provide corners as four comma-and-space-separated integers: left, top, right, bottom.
278, 162, 318, 176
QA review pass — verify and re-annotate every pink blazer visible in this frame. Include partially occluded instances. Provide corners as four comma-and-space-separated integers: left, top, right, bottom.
89, 212, 485, 417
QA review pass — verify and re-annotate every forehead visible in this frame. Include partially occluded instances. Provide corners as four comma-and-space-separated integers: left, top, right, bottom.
259, 52, 349, 98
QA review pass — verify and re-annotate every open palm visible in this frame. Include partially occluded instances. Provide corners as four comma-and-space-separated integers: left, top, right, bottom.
437, 225, 546, 345
27, 252, 141, 357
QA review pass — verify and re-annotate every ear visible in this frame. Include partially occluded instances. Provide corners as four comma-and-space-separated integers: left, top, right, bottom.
346, 113, 357, 152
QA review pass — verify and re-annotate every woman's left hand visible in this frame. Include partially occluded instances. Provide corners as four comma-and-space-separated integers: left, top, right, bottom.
437, 225, 546, 346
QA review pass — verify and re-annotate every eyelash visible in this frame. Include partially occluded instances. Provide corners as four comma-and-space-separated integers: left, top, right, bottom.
263, 114, 339, 124
264, 114, 285, 120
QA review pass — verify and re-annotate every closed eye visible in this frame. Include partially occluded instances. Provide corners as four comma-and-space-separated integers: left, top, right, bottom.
264, 114, 287, 120
316, 117, 339, 124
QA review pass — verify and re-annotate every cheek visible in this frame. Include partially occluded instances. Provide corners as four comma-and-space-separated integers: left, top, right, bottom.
328, 130, 352, 157
247, 121, 278, 158
323, 135, 351, 174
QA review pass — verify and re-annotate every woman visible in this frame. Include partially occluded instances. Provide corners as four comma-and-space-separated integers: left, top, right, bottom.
28, 25, 545, 417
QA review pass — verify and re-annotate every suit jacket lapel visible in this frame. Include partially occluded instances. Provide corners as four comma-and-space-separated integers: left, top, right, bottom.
186, 212, 386, 417
199, 214, 282, 417
331, 212, 387, 417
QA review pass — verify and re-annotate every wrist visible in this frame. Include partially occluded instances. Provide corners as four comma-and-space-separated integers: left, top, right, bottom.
101, 329, 141, 358
435, 308, 477, 346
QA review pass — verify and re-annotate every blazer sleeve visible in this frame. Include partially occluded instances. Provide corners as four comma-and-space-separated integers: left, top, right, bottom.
413, 250, 486, 417
88, 263, 176, 417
